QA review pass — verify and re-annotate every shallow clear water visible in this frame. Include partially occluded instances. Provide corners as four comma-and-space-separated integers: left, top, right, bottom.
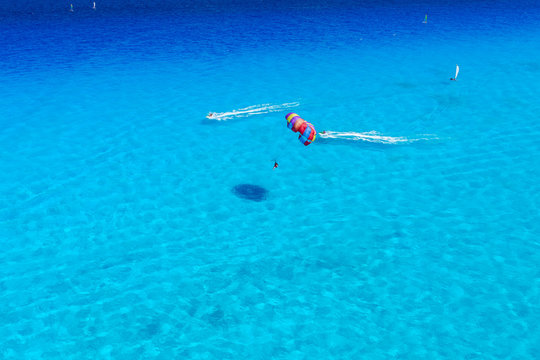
1, 0, 540, 358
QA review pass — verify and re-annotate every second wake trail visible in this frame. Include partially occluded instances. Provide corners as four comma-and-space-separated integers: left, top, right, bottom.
207, 102, 300, 121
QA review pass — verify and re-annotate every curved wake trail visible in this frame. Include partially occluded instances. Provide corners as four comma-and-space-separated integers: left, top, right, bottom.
207, 102, 299, 121
318, 130, 438, 144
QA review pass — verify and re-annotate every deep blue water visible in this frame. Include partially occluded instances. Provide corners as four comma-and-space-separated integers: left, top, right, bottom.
1, 0, 540, 358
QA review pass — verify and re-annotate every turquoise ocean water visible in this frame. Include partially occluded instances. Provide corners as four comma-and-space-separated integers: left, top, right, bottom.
1, 0, 540, 358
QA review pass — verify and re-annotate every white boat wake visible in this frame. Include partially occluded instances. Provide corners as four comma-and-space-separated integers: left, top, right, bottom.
207, 102, 300, 121
318, 130, 438, 144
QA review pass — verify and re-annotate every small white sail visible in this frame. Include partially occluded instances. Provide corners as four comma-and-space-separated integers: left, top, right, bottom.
92, 2, 96, 9
455, 65, 459, 80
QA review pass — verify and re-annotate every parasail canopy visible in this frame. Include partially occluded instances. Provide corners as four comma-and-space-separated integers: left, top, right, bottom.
285, 113, 317, 146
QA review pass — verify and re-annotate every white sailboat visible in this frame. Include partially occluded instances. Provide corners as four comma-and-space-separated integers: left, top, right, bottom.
450, 64, 460, 81
92, 2, 96, 10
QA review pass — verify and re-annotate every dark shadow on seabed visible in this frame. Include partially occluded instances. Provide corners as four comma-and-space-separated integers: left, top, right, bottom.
232, 184, 268, 202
